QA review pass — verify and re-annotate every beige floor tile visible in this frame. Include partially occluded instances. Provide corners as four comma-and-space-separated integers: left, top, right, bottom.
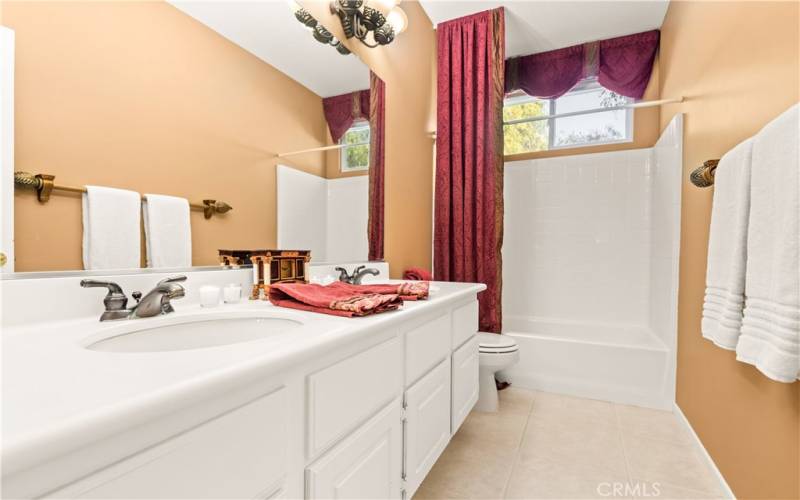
418, 391, 725, 500
530, 391, 618, 428
623, 436, 721, 494
495, 387, 536, 416
628, 480, 726, 499
504, 455, 628, 499
450, 407, 530, 458
414, 443, 514, 500
615, 405, 692, 445
519, 418, 629, 478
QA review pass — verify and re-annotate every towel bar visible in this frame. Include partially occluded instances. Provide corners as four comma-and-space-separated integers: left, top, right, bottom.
690, 159, 720, 188
13, 171, 232, 219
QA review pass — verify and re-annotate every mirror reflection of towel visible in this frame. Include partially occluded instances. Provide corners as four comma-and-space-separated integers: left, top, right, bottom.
143, 194, 192, 269
82, 186, 141, 270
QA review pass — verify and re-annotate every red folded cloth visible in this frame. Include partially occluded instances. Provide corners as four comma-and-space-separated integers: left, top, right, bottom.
403, 267, 433, 281
269, 281, 430, 317
338, 281, 430, 301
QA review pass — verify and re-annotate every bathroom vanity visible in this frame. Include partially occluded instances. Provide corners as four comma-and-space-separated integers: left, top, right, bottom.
1, 269, 484, 499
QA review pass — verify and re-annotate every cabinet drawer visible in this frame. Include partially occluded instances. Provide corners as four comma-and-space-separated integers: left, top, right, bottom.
451, 335, 479, 434
452, 300, 479, 348
404, 312, 451, 386
307, 337, 402, 459
306, 399, 402, 500
53, 388, 288, 499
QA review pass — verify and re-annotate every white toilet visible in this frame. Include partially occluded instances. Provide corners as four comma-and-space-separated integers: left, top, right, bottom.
474, 332, 520, 412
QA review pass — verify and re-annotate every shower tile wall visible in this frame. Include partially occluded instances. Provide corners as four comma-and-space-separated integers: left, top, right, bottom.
504, 149, 654, 326
648, 116, 683, 396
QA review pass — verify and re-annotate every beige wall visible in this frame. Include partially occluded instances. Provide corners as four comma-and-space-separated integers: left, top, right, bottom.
659, 2, 799, 499
4, 0, 329, 272
302, 1, 437, 277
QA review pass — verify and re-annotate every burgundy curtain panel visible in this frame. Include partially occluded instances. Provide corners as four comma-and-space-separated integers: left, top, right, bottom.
435, 8, 505, 333
505, 29, 659, 99
367, 72, 385, 261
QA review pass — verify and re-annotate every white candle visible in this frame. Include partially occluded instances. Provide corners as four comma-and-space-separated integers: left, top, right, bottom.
199, 285, 221, 308
224, 284, 242, 304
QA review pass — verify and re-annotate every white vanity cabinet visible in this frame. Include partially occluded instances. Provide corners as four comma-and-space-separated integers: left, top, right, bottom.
15, 293, 481, 500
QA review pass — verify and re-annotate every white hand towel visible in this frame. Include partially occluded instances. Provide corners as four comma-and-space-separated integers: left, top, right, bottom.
82, 186, 141, 270
701, 138, 754, 349
143, 194, 192, 268
736, 103, 800, 383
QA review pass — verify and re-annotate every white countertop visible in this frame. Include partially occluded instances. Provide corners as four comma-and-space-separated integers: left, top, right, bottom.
2, 280, 485, 480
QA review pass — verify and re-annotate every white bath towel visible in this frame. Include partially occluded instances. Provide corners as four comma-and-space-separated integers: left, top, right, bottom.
701, 138, 754, 349
82, 186, 141, 270
143, 194, 192, 268
736, 103, 800, 383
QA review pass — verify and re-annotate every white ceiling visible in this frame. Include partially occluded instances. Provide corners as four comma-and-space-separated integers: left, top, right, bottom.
168, 1, 370, 98
419, 1, 669, 58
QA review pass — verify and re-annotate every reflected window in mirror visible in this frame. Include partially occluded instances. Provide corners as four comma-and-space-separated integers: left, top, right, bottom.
340, 120, 370, 172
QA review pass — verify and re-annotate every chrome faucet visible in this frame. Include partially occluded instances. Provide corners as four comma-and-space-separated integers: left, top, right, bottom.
335, 265, 381, 285
81, 275, 186, 321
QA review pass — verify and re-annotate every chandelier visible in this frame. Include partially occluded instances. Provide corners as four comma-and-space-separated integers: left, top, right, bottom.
292, 0, 408, 55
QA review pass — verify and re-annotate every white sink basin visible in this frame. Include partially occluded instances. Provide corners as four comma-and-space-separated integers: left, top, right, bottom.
86, 317, 303, 353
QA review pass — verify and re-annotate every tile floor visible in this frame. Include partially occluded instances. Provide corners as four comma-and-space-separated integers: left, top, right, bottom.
415, 388, 726, 500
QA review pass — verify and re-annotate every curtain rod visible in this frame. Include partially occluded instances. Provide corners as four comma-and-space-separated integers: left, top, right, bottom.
275, 140, 370, 159
13, 171, 232, 219
504, 97, 684, 126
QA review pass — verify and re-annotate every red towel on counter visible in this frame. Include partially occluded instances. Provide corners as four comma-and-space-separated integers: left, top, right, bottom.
269, 281, 429, 317
403, 267, 433, 281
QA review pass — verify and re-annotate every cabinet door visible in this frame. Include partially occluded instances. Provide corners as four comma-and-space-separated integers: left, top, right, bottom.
51, 388, 289, 499
451, 335, 479, 434
306, 399, 402, 500
403, 358, 451, 498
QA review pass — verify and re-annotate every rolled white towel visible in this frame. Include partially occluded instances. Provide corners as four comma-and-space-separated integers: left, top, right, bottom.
701, 138, 753, 349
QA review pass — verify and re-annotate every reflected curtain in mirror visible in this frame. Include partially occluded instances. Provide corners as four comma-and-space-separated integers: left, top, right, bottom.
367, 72, 385, 261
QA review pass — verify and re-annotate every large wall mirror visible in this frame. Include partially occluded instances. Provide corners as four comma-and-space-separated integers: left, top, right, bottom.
0, 0, 384, 275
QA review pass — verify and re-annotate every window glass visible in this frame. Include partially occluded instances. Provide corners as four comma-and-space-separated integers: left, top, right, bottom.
340, 121, 370, 172
502, 79, 632, 155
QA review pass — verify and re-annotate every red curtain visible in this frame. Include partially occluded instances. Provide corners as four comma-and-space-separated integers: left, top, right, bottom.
505, 29, 659, 100
435, 8, 505, 333
368, 72, 385, 261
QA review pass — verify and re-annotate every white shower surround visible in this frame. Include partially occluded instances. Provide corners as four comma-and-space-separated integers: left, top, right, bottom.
502, 115, 683, 410
276, 165, 369, 263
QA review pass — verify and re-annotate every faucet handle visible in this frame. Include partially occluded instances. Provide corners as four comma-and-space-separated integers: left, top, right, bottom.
131, 291, 142, 304
158, 275, 187, 286
80, 279, 128, 311
334, 267, 352, 283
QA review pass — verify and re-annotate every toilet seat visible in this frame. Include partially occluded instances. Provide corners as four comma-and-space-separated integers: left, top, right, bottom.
477, 332, 518, 353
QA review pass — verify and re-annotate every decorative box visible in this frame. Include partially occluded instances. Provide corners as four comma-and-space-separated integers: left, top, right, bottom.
218, 249, 312, 300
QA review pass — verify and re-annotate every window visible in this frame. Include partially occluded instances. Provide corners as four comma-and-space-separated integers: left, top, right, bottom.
340, 120, 370, 172
503, 79, 633, 156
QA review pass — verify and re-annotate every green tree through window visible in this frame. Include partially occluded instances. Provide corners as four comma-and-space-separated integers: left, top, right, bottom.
341, 122, 370, 172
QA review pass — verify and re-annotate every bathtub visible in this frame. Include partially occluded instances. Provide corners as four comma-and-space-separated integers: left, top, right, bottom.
501, 317, 674, 410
